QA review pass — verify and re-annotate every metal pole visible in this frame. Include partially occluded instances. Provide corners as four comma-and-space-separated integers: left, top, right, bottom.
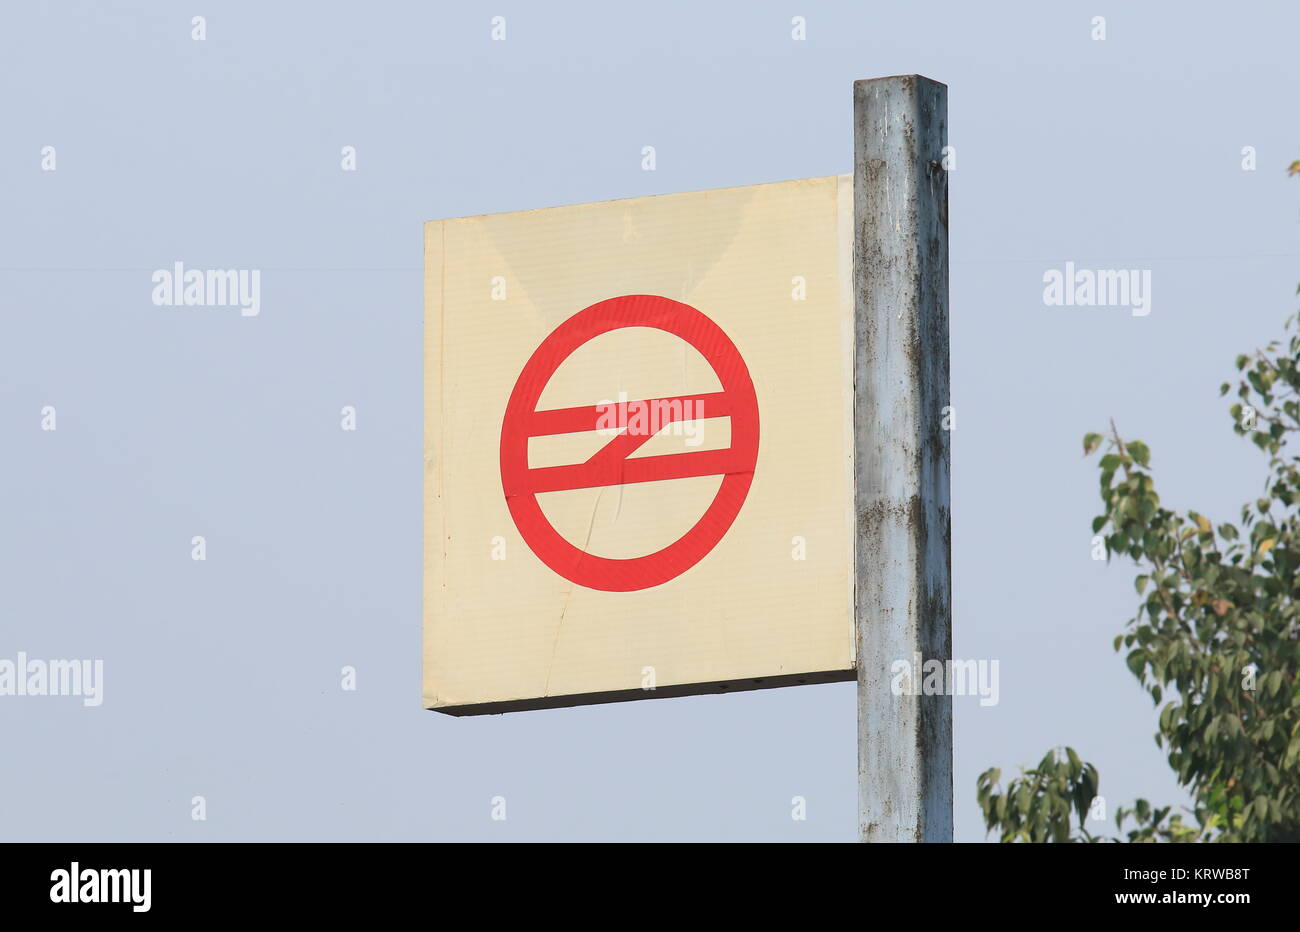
853, 75, 953, 842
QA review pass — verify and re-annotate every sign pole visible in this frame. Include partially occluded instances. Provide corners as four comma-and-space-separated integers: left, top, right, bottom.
853, 75, 953, 842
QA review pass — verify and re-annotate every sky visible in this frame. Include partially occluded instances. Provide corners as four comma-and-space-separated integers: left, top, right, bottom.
1, 0, 1297, 841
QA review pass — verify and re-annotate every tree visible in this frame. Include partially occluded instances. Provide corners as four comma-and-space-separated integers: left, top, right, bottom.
978, 313, 1300, 843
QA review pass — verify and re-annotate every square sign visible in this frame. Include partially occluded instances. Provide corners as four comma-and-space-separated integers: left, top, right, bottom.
424, 175, 856, 714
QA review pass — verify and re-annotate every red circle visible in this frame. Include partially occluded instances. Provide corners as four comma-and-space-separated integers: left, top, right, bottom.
500, 295, 759, 592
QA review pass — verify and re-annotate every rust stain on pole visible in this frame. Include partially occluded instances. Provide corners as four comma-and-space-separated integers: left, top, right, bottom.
853, 74, 953, 842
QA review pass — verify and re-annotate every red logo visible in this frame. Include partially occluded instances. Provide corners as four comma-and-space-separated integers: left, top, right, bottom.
500, 295, 759, 591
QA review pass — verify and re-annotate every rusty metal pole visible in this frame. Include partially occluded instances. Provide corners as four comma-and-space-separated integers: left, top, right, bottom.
853, 75, 952, 842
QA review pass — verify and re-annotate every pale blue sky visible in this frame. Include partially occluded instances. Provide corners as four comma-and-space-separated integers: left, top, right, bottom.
1, 0, 1296, 841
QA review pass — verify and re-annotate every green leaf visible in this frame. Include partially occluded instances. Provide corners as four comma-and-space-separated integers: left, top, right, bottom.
1083, 432, 1104, 456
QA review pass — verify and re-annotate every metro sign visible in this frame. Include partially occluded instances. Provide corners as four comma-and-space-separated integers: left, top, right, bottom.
500, 294, 760, 592
424, 176, 856, 714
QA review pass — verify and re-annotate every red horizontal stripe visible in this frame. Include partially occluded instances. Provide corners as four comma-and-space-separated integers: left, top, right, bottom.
527, 392, 729, 437
525, 448, 750, 494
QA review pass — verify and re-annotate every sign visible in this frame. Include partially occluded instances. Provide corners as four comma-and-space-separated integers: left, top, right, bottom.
425, 175, 856, 714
